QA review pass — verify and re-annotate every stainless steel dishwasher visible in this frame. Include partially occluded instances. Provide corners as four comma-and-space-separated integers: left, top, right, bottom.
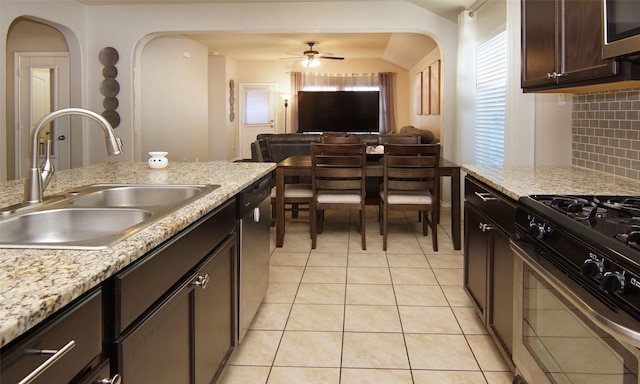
237, 173, 273, 343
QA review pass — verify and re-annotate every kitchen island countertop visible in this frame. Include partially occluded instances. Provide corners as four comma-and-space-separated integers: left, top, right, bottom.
0, 161, 275, 348
462, 164, 640, 200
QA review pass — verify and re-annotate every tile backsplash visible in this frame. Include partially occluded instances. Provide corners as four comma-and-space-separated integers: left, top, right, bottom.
572, 88, 640, 180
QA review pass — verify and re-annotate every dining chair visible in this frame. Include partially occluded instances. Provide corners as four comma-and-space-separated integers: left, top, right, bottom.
321, 135, 363, 144
379, 143, 440, 251
256, 138, 273, 162
257, 138, 312, 229
311, 143, 367, 250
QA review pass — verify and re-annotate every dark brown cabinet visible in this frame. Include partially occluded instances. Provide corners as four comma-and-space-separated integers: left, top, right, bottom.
116, 235, 236, 384
113, 199, 238, 384
464, 203, 489, 317
464, 176, 516, 370
521, 0, 636, 92
0, 290, 106, 384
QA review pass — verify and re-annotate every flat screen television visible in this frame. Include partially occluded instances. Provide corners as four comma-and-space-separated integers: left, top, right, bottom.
297, 91, 379, 133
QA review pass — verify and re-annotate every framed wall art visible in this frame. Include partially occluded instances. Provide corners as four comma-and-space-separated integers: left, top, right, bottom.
421, 66, 431, 115
414, 72, 422, 115
429, 59, 440, 115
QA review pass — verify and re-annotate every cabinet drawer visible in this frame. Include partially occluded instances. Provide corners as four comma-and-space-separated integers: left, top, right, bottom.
114, 199, 236, 334
465, 176, 516, 235
1, 290, 102, 384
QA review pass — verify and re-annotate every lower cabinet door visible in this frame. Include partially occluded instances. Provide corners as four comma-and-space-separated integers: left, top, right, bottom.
116, 281, 194, 384
488, 227, 514, 362
194, 235, 237, 384
464, 202, 490, 320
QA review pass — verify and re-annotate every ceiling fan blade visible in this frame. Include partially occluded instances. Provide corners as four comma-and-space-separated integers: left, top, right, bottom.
319, 55, 344, 60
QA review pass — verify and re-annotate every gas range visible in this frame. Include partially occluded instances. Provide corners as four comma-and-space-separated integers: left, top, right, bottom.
515, 194, 640, 322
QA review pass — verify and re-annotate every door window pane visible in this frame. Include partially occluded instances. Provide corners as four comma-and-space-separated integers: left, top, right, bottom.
245, 89, 270, 125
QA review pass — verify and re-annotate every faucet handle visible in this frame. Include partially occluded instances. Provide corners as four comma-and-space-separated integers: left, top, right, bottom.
40, 140, 55, 190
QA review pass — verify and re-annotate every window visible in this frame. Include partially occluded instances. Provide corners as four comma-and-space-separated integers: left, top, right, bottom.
475, 31, 507, 165
301, 73, 379, 91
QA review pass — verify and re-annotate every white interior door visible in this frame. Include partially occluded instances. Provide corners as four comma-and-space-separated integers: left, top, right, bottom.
239, 83, 276, 160
16, 53, 70, 178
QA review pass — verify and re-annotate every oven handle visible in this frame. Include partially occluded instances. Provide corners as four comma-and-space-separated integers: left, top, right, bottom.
510, 237, 640, 350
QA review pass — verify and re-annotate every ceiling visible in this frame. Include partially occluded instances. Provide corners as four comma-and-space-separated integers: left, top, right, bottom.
183, 32, 439, 70
75, 0, 478, 69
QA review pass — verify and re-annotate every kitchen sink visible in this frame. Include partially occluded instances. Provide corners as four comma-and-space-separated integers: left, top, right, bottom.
0, 208, 152, 248
0, 183, 220, 249
69, 185, 208, 208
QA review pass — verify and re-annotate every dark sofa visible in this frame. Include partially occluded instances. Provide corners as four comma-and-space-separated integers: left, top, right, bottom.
252, 128, 436, 163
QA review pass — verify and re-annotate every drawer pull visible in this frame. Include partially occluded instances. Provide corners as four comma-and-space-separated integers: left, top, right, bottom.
474, 191, 496, 202
95, 374, 122, 384
479, 223, 494, 232
191, 273, 210, 290
20, 340, 76, 384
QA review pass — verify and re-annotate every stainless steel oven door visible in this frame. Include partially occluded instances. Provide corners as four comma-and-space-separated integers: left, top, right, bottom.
511, 238, 640, 384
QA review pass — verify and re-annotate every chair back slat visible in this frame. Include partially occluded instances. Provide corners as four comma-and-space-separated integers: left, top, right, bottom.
387, 156, 437, 167
387, 167, 436, 179
383, 144, 440, 193
312, 143, 366, 193
314, 155, 364, 167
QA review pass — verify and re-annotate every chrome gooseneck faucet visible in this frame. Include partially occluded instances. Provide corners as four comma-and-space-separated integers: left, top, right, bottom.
24, 108, 123, 204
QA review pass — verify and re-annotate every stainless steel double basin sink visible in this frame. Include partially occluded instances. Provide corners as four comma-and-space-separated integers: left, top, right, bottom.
0, 184, 220, 249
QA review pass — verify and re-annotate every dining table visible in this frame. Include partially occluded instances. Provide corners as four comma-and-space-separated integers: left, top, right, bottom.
275, 154, 461, 250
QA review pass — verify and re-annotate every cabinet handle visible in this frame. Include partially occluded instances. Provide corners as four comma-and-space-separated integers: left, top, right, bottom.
546, 71, 566, 79
19, 340, 76, 384
474, 191, 496, 202
191, 273, 210, 290
95, 374, 122, 384
479, 223, 494, 232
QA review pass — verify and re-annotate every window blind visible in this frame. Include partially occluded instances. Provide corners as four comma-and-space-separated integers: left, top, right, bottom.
475, 31, 507, 165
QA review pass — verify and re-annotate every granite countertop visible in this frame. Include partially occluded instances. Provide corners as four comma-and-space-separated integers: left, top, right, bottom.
0, 161, 275, 348
462, 164, 640, 200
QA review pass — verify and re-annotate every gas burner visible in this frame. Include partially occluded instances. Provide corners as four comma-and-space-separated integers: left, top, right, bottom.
582, 206, 607, 217
615, 225, 640, 250
602, 200, 640, 216
550, 196, 590, 213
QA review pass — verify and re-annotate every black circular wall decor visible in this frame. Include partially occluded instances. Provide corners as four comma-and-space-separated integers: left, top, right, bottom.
99, 47, 120, 128
102, 66, 118, 78
99, 47, 119, 66
103, 97, 119, 111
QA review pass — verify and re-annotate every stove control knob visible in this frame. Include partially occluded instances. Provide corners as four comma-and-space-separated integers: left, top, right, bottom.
529, 223, 552, 239
581, 258, 604, 278
601, 271, 627, 293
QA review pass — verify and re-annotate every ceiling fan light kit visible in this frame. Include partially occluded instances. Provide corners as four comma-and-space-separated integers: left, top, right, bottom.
282, 42, 344, 67
301, 57, 321, 67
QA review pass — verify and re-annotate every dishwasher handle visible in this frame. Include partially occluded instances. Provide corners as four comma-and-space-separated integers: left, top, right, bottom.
253, 207, 261, 223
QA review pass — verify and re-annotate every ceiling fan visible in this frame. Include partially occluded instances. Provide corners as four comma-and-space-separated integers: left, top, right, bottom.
282, 42, 344, 67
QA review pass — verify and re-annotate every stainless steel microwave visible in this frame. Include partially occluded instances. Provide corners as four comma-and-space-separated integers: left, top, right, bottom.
603, 0, 640, 59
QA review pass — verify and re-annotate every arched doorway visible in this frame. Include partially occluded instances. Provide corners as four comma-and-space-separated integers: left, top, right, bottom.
5, 17, 75, 181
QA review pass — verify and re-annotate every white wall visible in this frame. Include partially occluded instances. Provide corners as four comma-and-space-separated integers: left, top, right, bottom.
208, 54, 239, 161
455, 0, 572, 166
409, 49, 442, 141
1, 0, 87, 181
236, 58, 410, 136
0, 1, 459, 168
140, 35, 209, 162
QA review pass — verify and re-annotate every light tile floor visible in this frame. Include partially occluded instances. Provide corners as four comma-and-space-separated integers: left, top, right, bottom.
219, 208, 514, 384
